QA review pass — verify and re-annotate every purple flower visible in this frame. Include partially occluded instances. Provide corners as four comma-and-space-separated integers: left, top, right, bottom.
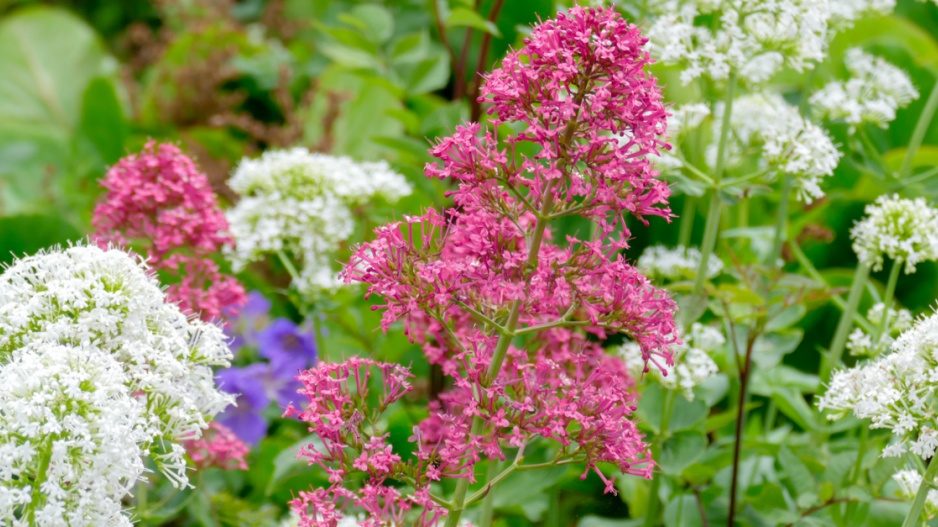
226, 291, 272, 352
216, 365, 270, 445
256, 318, 318, 374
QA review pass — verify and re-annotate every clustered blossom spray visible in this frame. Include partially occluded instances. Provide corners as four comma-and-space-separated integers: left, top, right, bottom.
286, 6, 680, 526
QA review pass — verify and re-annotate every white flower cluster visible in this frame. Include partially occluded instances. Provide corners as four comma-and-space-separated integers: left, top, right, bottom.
637, 245, 723, 282
850, 194, 938, 274
0, 244, 234, 525
620, 323, 724, 401
646, 0, 829, 84
226, 149, 412, 298
846, 302, 914, 357
714, 93, 841, 202
0, 345, 143, 526
893, 469, 938, 520
668, 103, 711, 138
811, 48, 918, 129
819, 308, 938, 459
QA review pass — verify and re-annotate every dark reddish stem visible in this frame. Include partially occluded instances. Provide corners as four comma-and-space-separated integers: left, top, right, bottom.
728, 334, 756, 527
469, 0, 505, 121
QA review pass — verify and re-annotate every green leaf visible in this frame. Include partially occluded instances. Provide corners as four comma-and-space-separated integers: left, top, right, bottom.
396, 52, 450, 95
491, 465, 568, 513
390, 32, 431, 64
883, 145, 938, 171
771, 387, 818, 432
446, 7, 502, 37
265, 434, 323, 496
779, 445, 816, 501
0, 7, 112, 139
669, 396, 709, 432
79, 76, 127, 164
0, 214, 81, 265
338, 4, 395, 44
663, 494, 704, 527
659, 431, 707, 476
831, 16, 938, 72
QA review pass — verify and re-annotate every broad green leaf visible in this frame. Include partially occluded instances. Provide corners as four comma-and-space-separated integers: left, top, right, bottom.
79, 76, 127, 164
659, 431, 707, 476
390, 32, 431, 64
0, 7, 112, 140
338, 4, 394, 44
779, 445, 816, 501
0, 214, 81, 265
446, 7, 502, 37
491, 465, 568, 511
265, 434, 323, 496
771, 387, 818, 432
663, 494, 704, 527
830, 16, 938, 72
883, 146, 938, 172
669, 396, 709, 432
395, 51, 450, 95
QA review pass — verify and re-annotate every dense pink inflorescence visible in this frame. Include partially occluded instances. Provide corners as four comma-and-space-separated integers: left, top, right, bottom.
285, 359, 448, 527
291, 6, 678, 525
183, 422, 250, 470
92, 141, 246, 320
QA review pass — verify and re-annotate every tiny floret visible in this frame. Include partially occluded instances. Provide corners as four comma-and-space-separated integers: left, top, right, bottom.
0, 243, 234, 494
811, 48, 918, 129
619, 323, 723, 401
819, 307, 938, 460
226, 148, 412, 298
713, 93, 841, 203
850, 194, 938, 273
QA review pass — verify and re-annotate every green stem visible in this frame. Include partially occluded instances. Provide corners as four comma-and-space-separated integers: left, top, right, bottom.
479, 460, 499, 527
693, 193, 724, 295
770, 174, 793, 265
136, 478, 149, 525
546, 487, 561, 527
899, 81, 938, 180
788, 241, 877, 334
443, 181, 557, 527
679, 197, 696, 247
821, 264, 870, 382
901, 454, 938, 527
28, 439, 53, 525
876, 259, 902, 340
694, 75, 737, 295
643, 390, 676, 527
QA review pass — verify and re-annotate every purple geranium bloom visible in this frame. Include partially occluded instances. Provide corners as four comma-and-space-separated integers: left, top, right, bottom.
225, 291, 272, 352
216, 365, 271, 445
253, 363, 304, 409
256, 318, 317, 374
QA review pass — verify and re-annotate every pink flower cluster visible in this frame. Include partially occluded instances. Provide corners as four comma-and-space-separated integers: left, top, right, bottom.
285, 359, 446, 527
92, 141, 246, 320
183, 422, 250, 470
289, 6, 678, 525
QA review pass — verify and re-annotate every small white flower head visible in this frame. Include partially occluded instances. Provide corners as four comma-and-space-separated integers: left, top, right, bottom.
668, 103, 711, 138
0, 243, 234, 489
620, 323, 723, 400
893, 468, 938, 519
226, 149, 412, 299
819, 308, 938, 459
646, 0, 829, 85
811, 48, 918, 129
637, 245, 723, 283
847, 302, 914, 357
0, 344, 145, 526
850, 194, 938, 273
712, 93, 842, 203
